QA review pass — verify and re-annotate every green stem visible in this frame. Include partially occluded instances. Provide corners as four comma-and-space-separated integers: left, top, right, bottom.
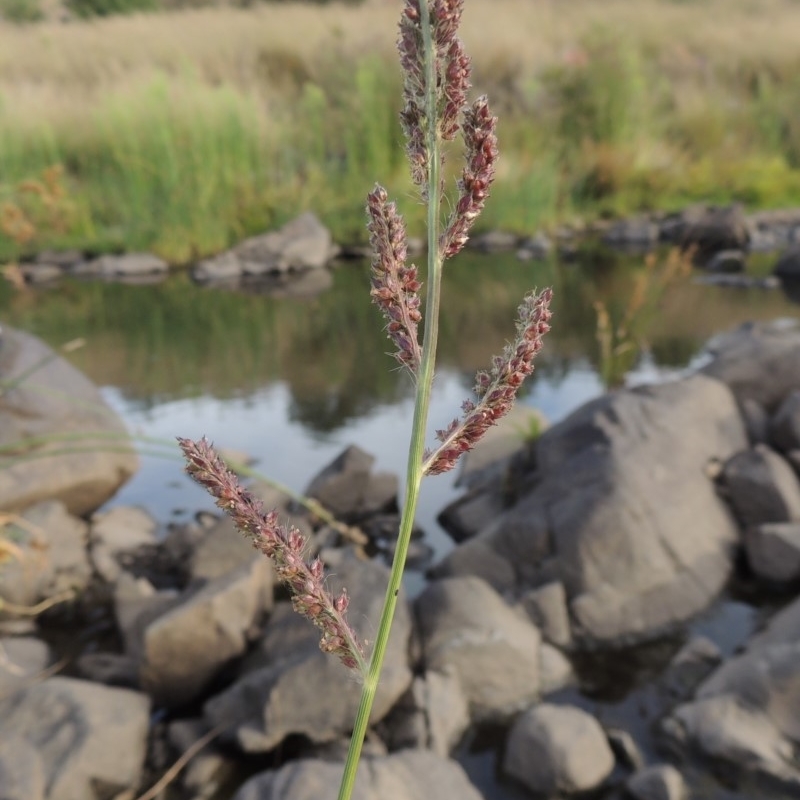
336, 3, 442, 798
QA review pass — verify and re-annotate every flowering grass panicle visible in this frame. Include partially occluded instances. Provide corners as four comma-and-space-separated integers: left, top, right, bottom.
177, 436, 366, 674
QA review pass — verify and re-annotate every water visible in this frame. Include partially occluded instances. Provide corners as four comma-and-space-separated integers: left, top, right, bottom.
2, 247, 798, 798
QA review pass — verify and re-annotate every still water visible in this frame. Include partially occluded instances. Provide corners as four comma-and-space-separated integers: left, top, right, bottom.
1, 248, 796, 574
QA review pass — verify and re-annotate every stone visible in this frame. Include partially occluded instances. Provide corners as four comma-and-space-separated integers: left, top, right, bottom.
82, 252, 168, 278
89, 505, 158, 584
469, 229, 518, 252
503, 703, 614, 795
774, 243, 800, 280
192, 252, 243, 283
680, 204, 749, 263
20, 263, 62, 284
205, 549, 412, 751
702, 318, 800, 412
0, 500, 91, 608
663, 593, 800, 790
138, 558, 270, 707
0, 637, 51, 696
539, 643, 575, 695
739, 397, 770, 445
304, 445, 395, 521
414, 670, 471, 757
169, 718, 234, 799
607, 728, 645, 771
603, 217, 660, 248
722, 445, 800, 527
35, 249, 83, 269
517, 232, 552, 260
76, 652, 139, 687
436, 374, 746, 646
770, 390, 800, 453
626, 764, 687, 800
0, 326, 138, 515
745, 522, 800, 583
661, 635, 722, 700
0, 735, 45, 800
520, 581, 572, 648
705, 249, 746, 273
437, 488, 507, 543
233, 749, 484, 800
0, 677, 150, 800
235, 212, 336, 273
415, 576, 540, 722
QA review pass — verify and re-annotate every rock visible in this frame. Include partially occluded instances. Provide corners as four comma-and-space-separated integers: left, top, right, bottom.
169, 718, 234, 800
304, 445, 397, 522
192, 252, 243, 283
415, 576, 540, 722
0, 735, 45, 800
520, 581, 572, 648
414, 670, 471, 756
701, 318, 800, 412
469, 229, 518, 252
503, 703, 615, 795
680, 204, 749, 263
89, 505, 158, 584
658, 205, 709, 244
457, 404, 546, 490
233, 749, 483, 800
705, 249, 746, 273
437, 488, 507, 543
205, 549, 412, 751
76, 652, 139, 687
138, 558, 270, 707
0, 677, 150, 800
740, 397, 770, 445
0, 326, 138, 515
745, 522, 800, 583
268, 266, 334, 298
20, 263, 63, 284
0, 637, 51, 696
607, 728, 645, 771
113, 572, 180, 658
694, 273, 779, 289
517, 232, 552, 260
603, 217, 660, 248
539, 643, 575, 695
436, 374, 746, 646
626, 764, 687, 800
81, 252, 168, 278
774, 243, 800, 280
722, 445, 800, 527
661, 635, 722, 700
0, 500, 91, 607
770, 390, 800, 453
34, 249, 83, 269
663, 593, 800, 790
235, 212, 336, 274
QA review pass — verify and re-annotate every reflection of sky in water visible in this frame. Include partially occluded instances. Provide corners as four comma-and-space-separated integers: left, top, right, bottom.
100, 356, 683, 591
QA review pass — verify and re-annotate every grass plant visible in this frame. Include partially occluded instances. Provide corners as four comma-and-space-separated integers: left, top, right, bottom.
3, 0, 800, 260
178, 3, 552, 797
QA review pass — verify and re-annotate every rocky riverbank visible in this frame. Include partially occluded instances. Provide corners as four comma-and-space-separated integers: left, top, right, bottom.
2, 318, 800, 800
9, 205, 800, 301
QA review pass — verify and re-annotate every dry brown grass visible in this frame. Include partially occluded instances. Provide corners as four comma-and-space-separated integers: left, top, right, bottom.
3, 0, 800, 117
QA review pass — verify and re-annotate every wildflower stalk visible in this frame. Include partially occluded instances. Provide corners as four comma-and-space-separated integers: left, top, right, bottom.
337, 4, 445, 799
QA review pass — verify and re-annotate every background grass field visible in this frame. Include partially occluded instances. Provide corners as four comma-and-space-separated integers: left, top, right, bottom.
2, 0, 800, 262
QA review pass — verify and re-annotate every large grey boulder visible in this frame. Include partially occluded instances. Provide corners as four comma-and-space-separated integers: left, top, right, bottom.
702, 318, 800, 412
233, 749, 483, 800
503, 703, 615, 795
663, 594, 800, 790
745, 522, 800, 583
0, 677, 150, 800
415, 576, 541, 722
205, 549, 412, 751
138, 557, 271, 706
0, 735, 45, 800
436, 374, 746, 646
0, 500, 91, 607
626, 764, 687, 800
0, 327, 138, 515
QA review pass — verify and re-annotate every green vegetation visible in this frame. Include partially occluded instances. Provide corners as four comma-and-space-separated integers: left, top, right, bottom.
2, 0, 800, 262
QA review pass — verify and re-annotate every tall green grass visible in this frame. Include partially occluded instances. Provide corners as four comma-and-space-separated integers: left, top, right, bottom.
4, 20, 800, 263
